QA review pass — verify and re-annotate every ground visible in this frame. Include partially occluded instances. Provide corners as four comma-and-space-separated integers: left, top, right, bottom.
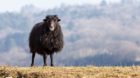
0, 66, 140, 78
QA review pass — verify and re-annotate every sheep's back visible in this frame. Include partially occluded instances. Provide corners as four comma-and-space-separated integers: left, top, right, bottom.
29, 22, 44, 52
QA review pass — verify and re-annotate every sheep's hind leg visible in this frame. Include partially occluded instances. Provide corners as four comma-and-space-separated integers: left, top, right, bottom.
50, 53, 54, 66
43, 54, 47, 66
31, 52, 36, 66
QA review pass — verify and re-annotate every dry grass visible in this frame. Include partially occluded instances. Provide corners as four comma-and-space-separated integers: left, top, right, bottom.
0, 66, 140, 78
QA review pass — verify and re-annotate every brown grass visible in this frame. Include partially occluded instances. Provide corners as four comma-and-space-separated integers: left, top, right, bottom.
0, 66, 140, 78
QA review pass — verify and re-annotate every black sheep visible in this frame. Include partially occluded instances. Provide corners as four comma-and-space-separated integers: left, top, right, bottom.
29, 15, 64, 66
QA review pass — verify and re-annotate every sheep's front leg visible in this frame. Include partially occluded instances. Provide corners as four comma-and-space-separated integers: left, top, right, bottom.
31, 52, 35, 66
43, 54, 47, 66
50, 53, 54, 66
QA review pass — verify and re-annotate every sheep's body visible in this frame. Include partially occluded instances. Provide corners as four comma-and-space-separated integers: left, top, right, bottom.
29, 22, 63, 54
29, 15, 63, 66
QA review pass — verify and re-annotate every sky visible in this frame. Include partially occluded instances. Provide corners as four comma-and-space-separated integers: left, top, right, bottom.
0, 0, 121, 12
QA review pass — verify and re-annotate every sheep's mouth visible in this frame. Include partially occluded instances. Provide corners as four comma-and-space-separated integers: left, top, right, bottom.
49, 26, 55, 31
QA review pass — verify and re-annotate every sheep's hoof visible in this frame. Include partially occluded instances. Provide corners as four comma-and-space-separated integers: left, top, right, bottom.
43, 64, 47, 66
51, 64, 54, 67
31, 64, 34, 67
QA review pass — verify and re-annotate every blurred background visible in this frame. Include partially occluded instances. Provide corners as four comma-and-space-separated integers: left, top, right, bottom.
0, 0, 140, 66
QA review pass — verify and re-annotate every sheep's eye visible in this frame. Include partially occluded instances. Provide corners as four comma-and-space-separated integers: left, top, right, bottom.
46, 20, 50, 23
54, 19, 57, 22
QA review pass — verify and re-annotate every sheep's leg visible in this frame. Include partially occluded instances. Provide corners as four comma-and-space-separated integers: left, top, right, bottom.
31, 52, 35, 66
50, 53, 54, 66
43, 54, 47, 66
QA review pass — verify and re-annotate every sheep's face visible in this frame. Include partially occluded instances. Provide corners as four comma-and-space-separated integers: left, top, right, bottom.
44, 15, 61, 31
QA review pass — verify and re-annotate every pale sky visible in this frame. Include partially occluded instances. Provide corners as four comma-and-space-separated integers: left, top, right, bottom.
0, 0, 120, 12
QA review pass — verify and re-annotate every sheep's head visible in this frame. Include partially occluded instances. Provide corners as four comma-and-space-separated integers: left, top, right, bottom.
43, 15, 61, 31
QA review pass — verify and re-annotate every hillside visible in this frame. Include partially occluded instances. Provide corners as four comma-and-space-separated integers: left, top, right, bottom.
0, 1, 140, 66
0, 66, 140, 78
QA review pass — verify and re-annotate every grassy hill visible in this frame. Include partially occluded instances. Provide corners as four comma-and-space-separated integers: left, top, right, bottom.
0, 66, 140, 78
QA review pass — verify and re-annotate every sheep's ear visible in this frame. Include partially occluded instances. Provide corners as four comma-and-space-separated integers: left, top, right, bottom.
43, 15, 49, 21
57, 16, 61, 22
43, 19, 47, 21
54, 15, 61, 21
58, 18, 61, 21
